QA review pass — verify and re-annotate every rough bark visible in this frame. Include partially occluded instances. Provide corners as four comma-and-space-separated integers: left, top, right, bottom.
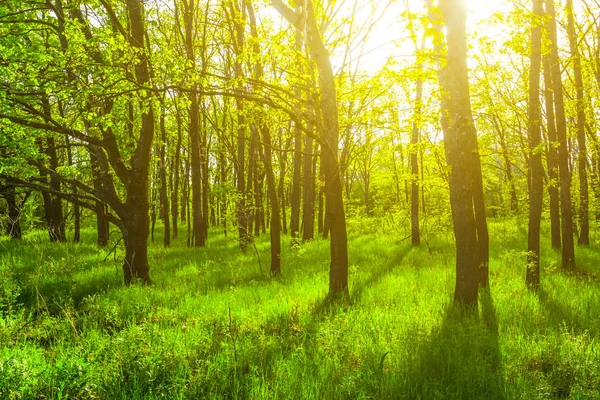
302, 127, 315, 242
546, 0, 576, 269
438, 0, 488, 305
566, 0, 590, 246
183, 0, 205, 248
542, 54, 562, 249
159, 109, 171, 247
527, 0, 544, 288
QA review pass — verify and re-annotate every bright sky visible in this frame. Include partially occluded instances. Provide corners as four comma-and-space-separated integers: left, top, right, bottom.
327, 0, 513, 74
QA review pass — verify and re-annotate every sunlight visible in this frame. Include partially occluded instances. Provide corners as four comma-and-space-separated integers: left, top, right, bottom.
339, 0, 511, 74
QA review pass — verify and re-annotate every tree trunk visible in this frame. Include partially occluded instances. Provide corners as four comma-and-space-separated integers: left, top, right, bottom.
411, 73, 423, 247
65, 136, 80, 242
122, 210, 151, 285
183, 0, 205, 248
542, 54, 561, 249
89, 147, 109, 246
526, 0, 544, 288
302, 130, 315, 242
159, 108, 171, 247
262, 127, 281, 275
172, 115, 182, 239
438, 0, 488, 305
306, 0, 348, 297
44, 137, 67, 242
546, 0, 576, 269
566, 0, 589, 246
5, 185, 22, 239
279, 136, 290, 235
290, 121, 302, 244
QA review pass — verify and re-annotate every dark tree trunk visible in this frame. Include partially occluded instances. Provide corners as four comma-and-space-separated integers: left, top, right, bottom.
159, 110, 171, 247
411, 70, 423, 247
302, 109, 315, 241
272, 0, 349, 295
5, 185, 22, 239
546, 0, 576, 270
65, 136, 80, 243
262, 127, 281, 275
566, 0, 589, 246
45, 137, 67, 242
181, 147, 189, 224
495, 118, 519, 214
122, 208, 151, 285
220, 148, 228, 237
201, 103, 210, 243
230, 3, 249, 252
527, 0, 544, 288
290, 122, 302, 244
183, 0, 205, 248
438, 0, 488, 305
542, 54, 561, 249
279, 138, 289, 235
305, 0, 347, 297
172, 115, 182, 239
121, 0, 155, 284
89, 148, 109, 246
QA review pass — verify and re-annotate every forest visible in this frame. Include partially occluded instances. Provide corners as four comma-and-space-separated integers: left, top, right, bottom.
1, 0, 600, 398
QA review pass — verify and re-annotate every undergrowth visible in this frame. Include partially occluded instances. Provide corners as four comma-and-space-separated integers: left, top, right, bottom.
0, 218, 599, 399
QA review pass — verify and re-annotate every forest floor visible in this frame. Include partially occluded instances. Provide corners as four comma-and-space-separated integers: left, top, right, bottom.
1, 217, 600, 399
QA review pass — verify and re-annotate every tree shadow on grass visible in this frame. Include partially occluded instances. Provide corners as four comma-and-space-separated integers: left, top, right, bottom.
349, 244, 412, 304
398, 289, 505, 399
535, 287, 597, 335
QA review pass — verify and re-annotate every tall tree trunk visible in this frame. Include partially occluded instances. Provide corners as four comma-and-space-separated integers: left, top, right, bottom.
172, 114, 182, 239
89, 147, 109, 246
201, 101, 210, 244
159, 108, 171, 247
290, 120, 303, 244
546, 0, 576, 269
272, 0, 348, 295
542, 54, 561, 249
45, 137, 67, 242
121, 0, 155, 284
231, 2, 249, 252
411, 74, 423, 247
302, 124, 315, 242
566, 0, 589, 246
184, 0, 205, 248
526, 0, 544, 288
220, 146, 228, 237
438, 0, 488, 305
4, 185, 22, 240
279, 136, 290, 235
65, 136, 80, 243
290, 10, 303, 245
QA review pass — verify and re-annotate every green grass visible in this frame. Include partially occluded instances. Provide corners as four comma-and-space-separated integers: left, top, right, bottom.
1, 218, 599, 399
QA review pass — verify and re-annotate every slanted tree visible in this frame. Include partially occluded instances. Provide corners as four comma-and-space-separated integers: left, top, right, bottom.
272, 0, 349, 297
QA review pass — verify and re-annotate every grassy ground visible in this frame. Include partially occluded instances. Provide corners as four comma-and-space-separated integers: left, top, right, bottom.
1, 217, 599, 399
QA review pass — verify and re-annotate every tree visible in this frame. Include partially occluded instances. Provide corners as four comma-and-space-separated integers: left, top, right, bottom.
545, 0, 576, 269
526, 0, 544, 288
566, 0, 589, 246
272, 0, 349, 297
0, 0, 157, 284
436, 0, 489, 305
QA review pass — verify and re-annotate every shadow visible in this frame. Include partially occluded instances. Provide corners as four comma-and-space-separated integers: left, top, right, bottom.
535, 288, 594, 335
529, 289, 595, 398
350, 245, 411, 303
400, 296, 505, 399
